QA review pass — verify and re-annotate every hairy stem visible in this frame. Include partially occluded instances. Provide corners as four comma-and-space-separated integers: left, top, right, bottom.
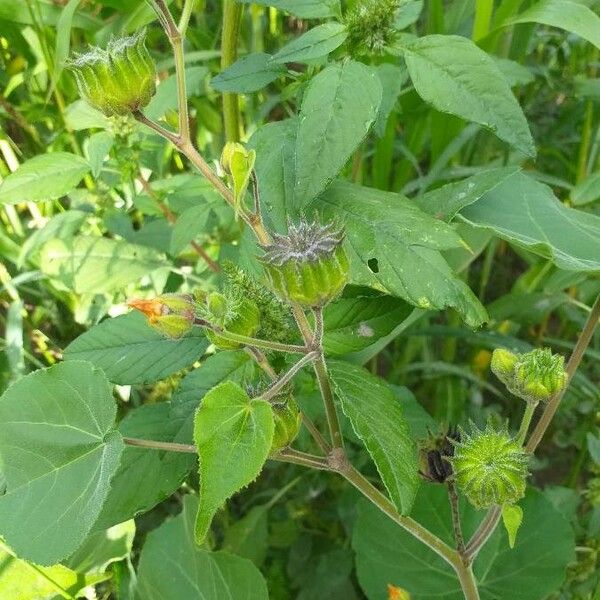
448, 481, 466, 555
341, 464, 459, 567
123, 436, 197, 453
467, 293, 600, 560
261, 352, 318, 401
273, 448, 331, 470
516, 402, 537, 445
246, 346, 277, 379
195, 320, 309, 354
221, 0, 243, 141
455, 563, 481, 600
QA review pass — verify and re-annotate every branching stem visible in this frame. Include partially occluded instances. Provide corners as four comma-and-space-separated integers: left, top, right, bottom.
467, 293, 600, 560
260, 352, 318, 401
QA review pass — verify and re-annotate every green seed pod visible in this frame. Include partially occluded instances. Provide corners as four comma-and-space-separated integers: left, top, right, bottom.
204, 292, 260, 350
270, 395, 302, 454
261, 220, 349, 308
491, 347, 567, 404
450, 423, 529, 510
69, 30, 156, 116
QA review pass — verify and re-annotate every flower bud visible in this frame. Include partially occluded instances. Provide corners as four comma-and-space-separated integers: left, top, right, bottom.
450, 423, 529, 510
204, 292, 260, 350
490, 348, 518, 384
261, 220, 349, 308
69, 30, 156, 116
128, 293, 195, 338
270, 394, 302, 454
491, 347, 567, 404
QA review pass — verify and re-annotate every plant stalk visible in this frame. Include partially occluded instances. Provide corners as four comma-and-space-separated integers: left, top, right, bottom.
467, 293, 600, 559
261, 352, 318, 401
221, 0, 243, 142
123, 436, 197, 453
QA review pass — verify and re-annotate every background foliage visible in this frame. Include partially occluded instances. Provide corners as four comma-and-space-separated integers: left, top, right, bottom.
1, 0, 600, 598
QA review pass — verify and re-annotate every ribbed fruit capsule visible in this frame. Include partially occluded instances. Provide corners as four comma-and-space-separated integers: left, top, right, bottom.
261, 220, 349, 308
450, 423, 529, 509
204, 292, 260, 350
491, 347, 567, 404
270, 395, 302, 454
69, 30, 156, 116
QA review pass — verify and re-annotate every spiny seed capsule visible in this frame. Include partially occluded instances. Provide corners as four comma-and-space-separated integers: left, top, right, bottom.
261, 220, 349, 308
69, 30, 156, 116
450, 423, 529, 509
203, 291, 260, 350
270, 394, 302, 455
491, 347, 567, 404
128, 293, 195, 338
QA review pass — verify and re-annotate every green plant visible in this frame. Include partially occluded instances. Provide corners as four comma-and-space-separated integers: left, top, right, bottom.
1, 0, 600, 599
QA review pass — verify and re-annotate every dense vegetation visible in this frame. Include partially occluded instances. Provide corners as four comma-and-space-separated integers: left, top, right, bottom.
0, 1, 599, 599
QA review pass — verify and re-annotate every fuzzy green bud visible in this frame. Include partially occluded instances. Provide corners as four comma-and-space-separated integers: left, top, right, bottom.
450, 423, 529, 510
128, 293, 195, 338
261, 220, 349, 308
491, 347, 567, 404
69, 30, 156, 116
270, 394, 302, 454
345, 0, 400, 55
204, 292, 260, 350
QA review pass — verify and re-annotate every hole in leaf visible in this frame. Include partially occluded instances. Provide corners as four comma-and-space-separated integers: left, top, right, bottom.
367, 258, 379, 273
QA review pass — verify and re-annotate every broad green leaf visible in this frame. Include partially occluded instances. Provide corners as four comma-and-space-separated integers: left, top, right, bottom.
415, 167, 521, 221
403, 35, 535, 156
65, 312, 208, 385
323, 288, 413, 356
572, 170, 600, 206
316, 181, 488, 327
0, 361, 123, 565
223, 505, 269, 566
64, 100, 109, 130
66, 520, 135, 575
39, 236, 166, 294
171, 350, 258, 443
374, 63, 407, 137
248, 119, 298, 232
194, 381, 274, 543
211, 53, 285, 93
492, 57, 535, 87
170, 203, 212, 255
329, 361, 419, 514
395, 0, 423, 29
508, 0, 600, 50
353, 487, 575, 600
136, 495, 269, 600
295, 61, 382, 204
393, 385, 436, 441
272, 23, 348, 64
459, 172, 600, 271
18, 210, 87, 266
0, 540, 105, 600
501, 504, 523, 549
237, 0, 340, 19
52, 0, 83, 90
0, 153, 90, 204
145, 66, 208, 120
94, 403, 195, 530
86, 131, 114, 177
